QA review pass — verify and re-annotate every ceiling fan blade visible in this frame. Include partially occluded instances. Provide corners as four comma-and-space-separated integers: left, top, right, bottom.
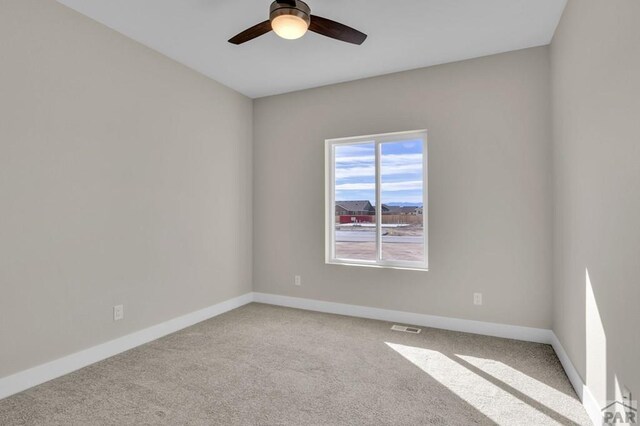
309, 15, 367, 45
228, 20, 272, 45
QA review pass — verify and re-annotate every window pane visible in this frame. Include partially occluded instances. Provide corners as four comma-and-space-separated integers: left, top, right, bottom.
380, 139, 424, 262
334, 142, 377, 261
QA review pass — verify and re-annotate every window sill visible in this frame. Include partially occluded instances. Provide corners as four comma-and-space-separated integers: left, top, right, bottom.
326, 260, 429, 272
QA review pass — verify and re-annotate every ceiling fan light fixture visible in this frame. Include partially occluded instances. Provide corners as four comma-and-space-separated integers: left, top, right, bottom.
228, 0, 367, 46
271, 14, 309, 40
269, 0, 311, 40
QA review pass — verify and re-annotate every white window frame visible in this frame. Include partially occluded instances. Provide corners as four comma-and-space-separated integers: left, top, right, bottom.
325, 130, 428, 271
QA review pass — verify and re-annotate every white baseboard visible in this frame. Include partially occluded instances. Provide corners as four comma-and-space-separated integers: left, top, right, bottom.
549, 333, 602, 425
0, 290, 601, 426
253, 292, 553, 343
0, 292, 253, 401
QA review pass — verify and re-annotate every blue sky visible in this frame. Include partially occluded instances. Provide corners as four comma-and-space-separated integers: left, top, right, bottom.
335, 139, 424, 205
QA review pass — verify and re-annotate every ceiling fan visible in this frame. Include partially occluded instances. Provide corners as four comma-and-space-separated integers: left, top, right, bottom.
228, 0, 367, 45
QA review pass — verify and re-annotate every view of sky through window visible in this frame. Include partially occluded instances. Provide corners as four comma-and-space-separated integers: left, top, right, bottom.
335, 139, 424, 206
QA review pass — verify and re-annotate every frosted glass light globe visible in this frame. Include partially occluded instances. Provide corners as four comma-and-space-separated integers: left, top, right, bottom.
271, 14, 309, 40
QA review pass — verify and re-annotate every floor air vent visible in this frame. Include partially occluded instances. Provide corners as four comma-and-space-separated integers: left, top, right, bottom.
391, 325, 421, 334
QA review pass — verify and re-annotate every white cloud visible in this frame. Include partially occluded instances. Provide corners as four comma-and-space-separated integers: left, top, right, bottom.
336, 154, 422, 164
334, 144, 375, 157
335, 182, 375, 190
335, 153, 422, 165
381, 154, 423, 166
335, 166, 375, 179
383, 180, 423, 191
335, 155, 374, 164
335, 163, 423, 179
335, 154, 423, 181
336, 180, 423, 192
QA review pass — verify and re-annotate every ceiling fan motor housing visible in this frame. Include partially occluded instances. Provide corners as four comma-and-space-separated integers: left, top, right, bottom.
270, 0, 311, 26
228, 0, 366, 45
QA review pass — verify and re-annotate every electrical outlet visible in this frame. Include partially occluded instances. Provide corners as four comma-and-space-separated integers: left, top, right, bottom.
294, 275, 302, 286
113, 304, 124, 321
473, 293, 483, 306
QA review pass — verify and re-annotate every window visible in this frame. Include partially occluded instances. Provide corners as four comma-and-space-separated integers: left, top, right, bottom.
325, 130, 428, 270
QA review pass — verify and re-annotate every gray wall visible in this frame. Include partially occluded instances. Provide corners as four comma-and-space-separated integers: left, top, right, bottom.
551, 0, 640, 407
253, 47, 554, 329
0, 0, 253, 378
6, 1, 637, 406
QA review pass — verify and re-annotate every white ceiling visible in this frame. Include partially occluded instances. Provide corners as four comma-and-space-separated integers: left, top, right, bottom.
57, 0, 567, 98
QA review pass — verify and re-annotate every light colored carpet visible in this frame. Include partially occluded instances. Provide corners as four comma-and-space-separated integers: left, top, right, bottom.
0, 303, 590, 425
